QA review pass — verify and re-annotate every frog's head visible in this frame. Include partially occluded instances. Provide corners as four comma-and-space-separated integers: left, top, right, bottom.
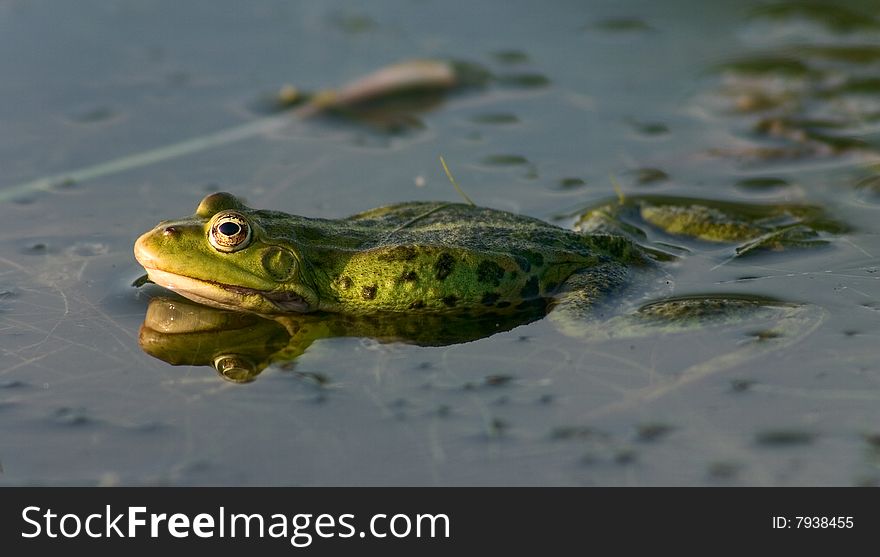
134, 192, 319, 314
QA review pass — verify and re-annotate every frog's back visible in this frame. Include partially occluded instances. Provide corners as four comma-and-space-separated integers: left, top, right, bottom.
354, 201, 642, 259
315, 202, 638, 313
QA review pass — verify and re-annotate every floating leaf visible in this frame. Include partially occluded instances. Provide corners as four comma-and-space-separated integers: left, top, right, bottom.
749, 2, 880, 33
799, 44, 880, 64
550, 426, 607, 441
755, 429, 815, 446
635, 422, 674, 442
589, 17, 654, 33
492, 49, 529, 64
67, 105, 117, 124
558, 177, 586, 189
735, 177, 790, 190
707, 461, 742, 479
469, 112, 520, 125
629, 120, 669, 136
327, 12, 377, 34
484, 374, 514, 387
481, 154, 529, 166
632, 167, 669, 185
302, 59, 460, 116
829, 77, 880, 95
496, 73, 551, 88
715, 55, 815, 77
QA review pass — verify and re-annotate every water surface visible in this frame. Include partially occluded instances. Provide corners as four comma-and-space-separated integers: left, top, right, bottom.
1, 0, 879, 485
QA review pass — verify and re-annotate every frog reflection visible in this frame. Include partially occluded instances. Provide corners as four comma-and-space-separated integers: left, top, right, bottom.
138, 295, 547, 383
139, 288, 822, 386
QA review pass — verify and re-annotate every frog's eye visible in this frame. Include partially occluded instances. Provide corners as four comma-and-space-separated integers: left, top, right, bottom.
209, 211, 252, 253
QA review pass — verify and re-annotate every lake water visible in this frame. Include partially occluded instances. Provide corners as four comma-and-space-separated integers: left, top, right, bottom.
2, 0, 879, 485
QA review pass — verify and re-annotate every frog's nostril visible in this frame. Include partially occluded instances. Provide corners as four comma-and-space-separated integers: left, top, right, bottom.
162, 226, 178, 237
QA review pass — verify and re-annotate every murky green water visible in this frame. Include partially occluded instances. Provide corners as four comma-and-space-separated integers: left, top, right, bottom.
2, 0, 879, 485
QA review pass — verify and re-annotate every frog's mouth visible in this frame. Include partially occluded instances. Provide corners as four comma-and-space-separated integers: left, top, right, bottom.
141, 268, 310, 313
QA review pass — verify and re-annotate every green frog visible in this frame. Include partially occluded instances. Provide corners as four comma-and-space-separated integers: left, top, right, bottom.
134, 192, 839, 382
134, 191, 647, 317
135, 191, 842, 318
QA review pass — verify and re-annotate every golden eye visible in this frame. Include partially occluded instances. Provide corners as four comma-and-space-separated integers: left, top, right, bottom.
209, 211, 252, 253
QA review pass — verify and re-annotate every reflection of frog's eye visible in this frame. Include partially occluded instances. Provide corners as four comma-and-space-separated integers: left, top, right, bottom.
213, 354, 259, 383
209, 211, 252, 253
